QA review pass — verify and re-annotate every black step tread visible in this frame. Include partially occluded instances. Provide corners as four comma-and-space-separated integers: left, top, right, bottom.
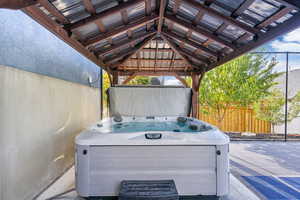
119, 180, 179, 200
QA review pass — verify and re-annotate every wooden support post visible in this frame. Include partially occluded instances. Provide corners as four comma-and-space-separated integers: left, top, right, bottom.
191, 72, 205, 118
112, 72, 119, 85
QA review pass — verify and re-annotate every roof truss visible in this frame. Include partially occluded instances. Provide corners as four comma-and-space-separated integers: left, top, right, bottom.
1, 0, 300, 76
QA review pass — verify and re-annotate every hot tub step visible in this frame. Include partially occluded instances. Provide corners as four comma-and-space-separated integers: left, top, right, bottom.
119, 180, 179, 200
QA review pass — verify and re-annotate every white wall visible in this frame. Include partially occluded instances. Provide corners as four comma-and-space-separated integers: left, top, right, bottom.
274, 69, 300, 134
0, 66, 100, 200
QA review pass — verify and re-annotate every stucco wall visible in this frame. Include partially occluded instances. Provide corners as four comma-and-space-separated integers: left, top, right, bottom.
274, 69, 300, 134
0, 66, 100, 200
0, 9, 101, 87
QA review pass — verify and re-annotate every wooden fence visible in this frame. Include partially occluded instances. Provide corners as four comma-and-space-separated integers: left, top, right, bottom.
198, 106, 271, 134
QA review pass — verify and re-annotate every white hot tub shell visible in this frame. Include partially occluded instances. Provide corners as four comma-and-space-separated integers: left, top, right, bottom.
75, 116, 230, 198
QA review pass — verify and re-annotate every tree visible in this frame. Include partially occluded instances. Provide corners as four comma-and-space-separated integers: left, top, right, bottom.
198, 54, 281, 126
128, 76, 150, 85
254, 89, 300, 133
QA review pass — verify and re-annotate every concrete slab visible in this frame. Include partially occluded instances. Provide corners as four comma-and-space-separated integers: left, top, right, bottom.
230, 141, 300, 200
35, 167, 258, 200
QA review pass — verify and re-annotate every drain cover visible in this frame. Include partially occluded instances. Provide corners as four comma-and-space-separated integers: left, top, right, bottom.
119, 180, 179, 200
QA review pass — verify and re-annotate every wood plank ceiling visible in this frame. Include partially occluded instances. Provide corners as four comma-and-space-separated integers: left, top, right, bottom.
2, 0, 300, 76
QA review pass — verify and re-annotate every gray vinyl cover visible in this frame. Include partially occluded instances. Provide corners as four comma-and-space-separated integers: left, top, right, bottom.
108, 86, 192, 117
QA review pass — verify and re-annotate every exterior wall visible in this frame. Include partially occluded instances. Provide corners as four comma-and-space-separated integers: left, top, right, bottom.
274, 69, 300, 134
0, 66, 100, 200
0, 9, 101, 87
0, 9, 102, 200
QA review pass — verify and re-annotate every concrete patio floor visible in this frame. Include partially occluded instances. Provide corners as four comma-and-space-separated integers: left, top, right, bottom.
230, 141, 300, 200
36, 167, 259, 200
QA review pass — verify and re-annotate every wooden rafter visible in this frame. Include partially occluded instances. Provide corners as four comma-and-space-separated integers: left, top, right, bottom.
169, 52, 175, 71
38, 0, 69, 24
141, 48, 173, 53
95, 20, 106, 32
232, 0, 255, 17
165, 14, 237, 50
129, 58, 183, 62
235, 32, 251, 43
163, 30, 219, 58
161, 34, 195, 69
121, 9, 129, 24
157, 0, 166, 33
256, 7, 294, 29
193, 12, 204, 25
117, 70, 196, 76
82, 0, 96, 14
184, 0, 260, 35
137, 52, 141, 71
173, 0, 182, 14
145, 0, 151, 15
65, 0, 145, 30
154, 39, 159, 70
178, 48, 210, 65
98, 31, 156, 56
207, 11, 300, 70
83, 15, 158, 47
215, 22, 228, 35
115, 34, 157, 66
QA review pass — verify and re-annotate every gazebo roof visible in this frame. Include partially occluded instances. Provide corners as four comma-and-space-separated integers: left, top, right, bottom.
4, 0, 300, 76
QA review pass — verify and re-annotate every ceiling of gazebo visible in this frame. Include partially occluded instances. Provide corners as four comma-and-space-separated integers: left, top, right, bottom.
2, 0, 300, 76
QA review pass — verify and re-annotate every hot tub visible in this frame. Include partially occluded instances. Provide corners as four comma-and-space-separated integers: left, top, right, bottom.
75, 116, 229, 198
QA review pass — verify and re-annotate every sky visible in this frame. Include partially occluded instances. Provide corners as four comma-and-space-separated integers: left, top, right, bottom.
260, 28, 300, 72
164, 28, 300, 85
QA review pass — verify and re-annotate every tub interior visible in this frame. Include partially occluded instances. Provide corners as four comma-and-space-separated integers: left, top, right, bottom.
95, 117, 213, 133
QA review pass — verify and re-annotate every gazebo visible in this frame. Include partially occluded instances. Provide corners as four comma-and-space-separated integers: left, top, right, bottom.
2, 0, 300, 117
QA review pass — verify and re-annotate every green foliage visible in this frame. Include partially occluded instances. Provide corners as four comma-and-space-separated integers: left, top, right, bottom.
128, 76, 150, 85
199, 54, 281, 124
254, 89, 300, 133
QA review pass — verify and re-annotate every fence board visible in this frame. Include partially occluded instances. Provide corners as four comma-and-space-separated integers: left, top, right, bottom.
198, 106, 271, 134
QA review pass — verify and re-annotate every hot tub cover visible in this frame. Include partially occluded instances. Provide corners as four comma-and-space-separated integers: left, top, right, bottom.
108, 86, 192, 117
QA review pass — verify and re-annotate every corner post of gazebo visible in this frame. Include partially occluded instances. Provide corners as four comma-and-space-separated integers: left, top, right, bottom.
191, 72, 205, 118
112, 71, 119, 86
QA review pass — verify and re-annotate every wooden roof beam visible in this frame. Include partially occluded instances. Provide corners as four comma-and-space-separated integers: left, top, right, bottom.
232, 0, 255, 17
38, 0, 69, 24
161, 34, 194, 69
157, 0, 167, 33
114, 34, 156, 66
65, 0, 145, 30
183, 0, 260, 35
116, 70, 196, 76
129, 58, 183, 62
83, 15, 158, 47
163, 30, 219, 58
177, 48, 210, 65
256, 7, 294, 29
165, 14, 237, 50
207, 11, 300, 71
98, 31, 156, 56
145, 0, 151, 15
173, 0, 182, 14
82, 0, 96, 15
